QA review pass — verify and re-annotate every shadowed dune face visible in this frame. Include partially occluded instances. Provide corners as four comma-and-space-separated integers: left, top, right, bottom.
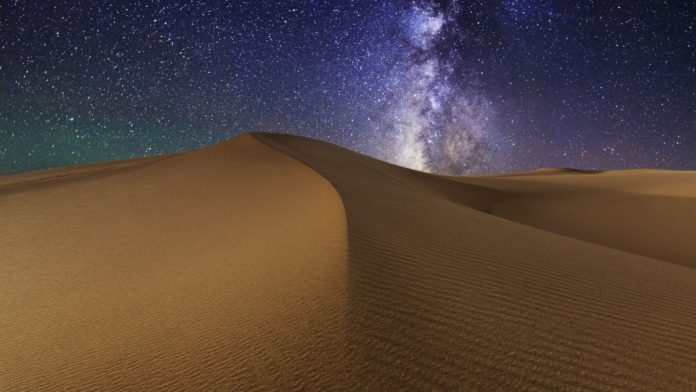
0, 135, 349, 390
257, 133, 696, 391
2, 132, 696, 390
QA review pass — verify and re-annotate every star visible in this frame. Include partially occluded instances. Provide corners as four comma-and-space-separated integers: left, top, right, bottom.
0, 0, 694, 175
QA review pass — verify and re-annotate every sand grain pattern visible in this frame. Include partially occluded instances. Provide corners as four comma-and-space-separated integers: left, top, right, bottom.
1, 133, 695, 390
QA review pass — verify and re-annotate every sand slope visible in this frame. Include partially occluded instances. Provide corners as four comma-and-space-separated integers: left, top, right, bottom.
454, 169, 696, 268
0, 135, 349, 390
2, 132, 696, 390
257, 133, 696, 391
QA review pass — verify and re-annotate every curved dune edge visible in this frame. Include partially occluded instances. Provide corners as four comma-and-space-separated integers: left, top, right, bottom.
0, 135, 350, 390
256, 133, 696, 391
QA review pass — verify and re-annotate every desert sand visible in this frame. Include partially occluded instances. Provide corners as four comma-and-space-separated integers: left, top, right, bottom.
1, 133, 695, 390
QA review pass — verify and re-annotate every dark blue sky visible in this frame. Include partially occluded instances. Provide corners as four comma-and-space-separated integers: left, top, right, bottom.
1, 0, 694, 174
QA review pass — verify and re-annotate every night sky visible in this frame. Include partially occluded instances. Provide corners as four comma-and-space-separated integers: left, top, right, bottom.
1, 0, 695, 175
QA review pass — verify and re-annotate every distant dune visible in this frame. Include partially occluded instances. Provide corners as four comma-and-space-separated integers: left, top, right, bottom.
503, 167, 605, 176
2, 133, 695, 390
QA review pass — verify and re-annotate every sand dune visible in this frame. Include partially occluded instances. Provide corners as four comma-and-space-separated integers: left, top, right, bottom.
2, 133, 695, 390
504, 167, 605, 176
0, 135, 349, 390
453, 169, 696, 268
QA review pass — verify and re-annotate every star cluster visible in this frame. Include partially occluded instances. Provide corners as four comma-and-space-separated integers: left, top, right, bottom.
1, 0, 694, 175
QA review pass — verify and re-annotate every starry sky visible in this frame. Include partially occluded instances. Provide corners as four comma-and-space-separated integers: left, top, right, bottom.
1, 0, 695, 175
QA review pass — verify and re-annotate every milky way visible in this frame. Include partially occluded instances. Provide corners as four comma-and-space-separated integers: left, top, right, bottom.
1, 1, 695, 175
378, 3, 495, 174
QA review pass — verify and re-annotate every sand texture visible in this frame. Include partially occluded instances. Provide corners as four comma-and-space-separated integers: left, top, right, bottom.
2, 132, 696, 390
